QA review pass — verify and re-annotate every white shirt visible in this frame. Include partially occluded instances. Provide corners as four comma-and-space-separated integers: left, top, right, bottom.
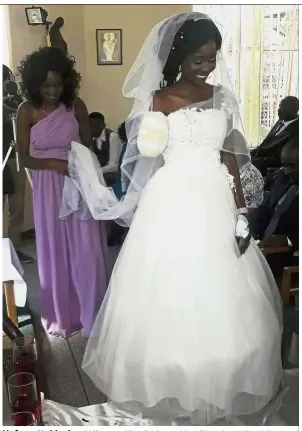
95, 129, 122, 174
276, 117, 298, 135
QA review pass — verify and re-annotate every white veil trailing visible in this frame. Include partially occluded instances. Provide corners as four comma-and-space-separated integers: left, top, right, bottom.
59, 11, 250, 226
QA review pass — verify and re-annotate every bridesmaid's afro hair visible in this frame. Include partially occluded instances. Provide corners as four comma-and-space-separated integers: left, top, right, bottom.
161, 18, 222, 88
18, 47, 81, 108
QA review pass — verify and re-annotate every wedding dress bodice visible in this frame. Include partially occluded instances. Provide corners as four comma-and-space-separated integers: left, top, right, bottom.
163, 107, 232, 186
163, 102, 231, 171
165, 107, 228, 160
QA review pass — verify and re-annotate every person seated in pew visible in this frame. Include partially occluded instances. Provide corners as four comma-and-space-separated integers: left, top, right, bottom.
250, 138, 299, 278
89, 112, 123, 186
111, 121, 127, 199
251, 96, 299, 176
108, 121, 129, 246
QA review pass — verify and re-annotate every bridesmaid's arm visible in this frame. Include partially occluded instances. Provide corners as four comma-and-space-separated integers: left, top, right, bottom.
17, 102, 64, 172
74, 97, 92, 148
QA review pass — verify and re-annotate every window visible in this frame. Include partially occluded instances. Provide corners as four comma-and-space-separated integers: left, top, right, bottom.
193, 5, 298, 146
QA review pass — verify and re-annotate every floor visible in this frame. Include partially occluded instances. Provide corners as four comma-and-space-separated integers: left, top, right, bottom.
10, 239, 299, 424
17, 239, 121, 407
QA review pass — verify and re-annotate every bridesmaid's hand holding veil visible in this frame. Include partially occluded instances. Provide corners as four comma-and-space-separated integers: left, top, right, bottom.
50, 159, 69, 176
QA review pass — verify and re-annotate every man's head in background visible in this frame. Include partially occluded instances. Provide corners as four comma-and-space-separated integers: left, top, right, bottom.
278, 96, 299, 122
281, 138, 299, 184
89, 112, 105, 138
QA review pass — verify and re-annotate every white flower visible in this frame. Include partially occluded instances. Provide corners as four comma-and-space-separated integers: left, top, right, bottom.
137, 111, 169, 157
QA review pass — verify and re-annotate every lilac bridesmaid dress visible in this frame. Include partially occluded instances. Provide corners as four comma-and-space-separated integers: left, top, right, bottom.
30, 104, 108, 338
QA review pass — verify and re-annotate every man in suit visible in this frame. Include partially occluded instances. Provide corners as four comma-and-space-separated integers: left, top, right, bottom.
89, 112, 123, 187
251, 96, 299, 176
250, 138, 299, 278
108, 122, 129, 246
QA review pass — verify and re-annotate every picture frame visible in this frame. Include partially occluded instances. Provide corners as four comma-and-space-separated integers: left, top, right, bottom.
96, 29, 123, 65
25, 7, 44, 26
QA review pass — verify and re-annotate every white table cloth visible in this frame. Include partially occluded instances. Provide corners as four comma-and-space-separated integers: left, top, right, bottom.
2, 238, 27, 307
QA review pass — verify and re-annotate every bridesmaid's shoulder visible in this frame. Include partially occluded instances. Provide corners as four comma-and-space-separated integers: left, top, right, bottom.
74, 97, 89, 117
17, 101, 35, 119
74, 97, 87, 110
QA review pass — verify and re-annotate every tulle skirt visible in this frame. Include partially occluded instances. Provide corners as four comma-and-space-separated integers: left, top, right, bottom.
82, 158, 283, 424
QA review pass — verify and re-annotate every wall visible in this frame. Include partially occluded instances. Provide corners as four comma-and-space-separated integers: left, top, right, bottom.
83, 5, 190, 129
4, 4, 191, 235
7, 4, 87, 97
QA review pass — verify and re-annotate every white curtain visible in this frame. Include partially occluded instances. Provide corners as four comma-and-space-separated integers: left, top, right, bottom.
1, 4, 11, 68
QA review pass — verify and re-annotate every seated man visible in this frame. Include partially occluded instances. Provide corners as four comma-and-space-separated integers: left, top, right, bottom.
251, 96, 299, 176
108, 122, 129, 247
250, 138, 299, 278
89, 112, 122, 186
112, 121, 127, 199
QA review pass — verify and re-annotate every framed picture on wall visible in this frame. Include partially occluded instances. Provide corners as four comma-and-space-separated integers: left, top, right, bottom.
25, 7, 44, 25
96, 29, 122, 65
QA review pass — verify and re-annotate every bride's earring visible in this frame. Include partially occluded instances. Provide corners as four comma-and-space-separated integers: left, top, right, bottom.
177, 65, 182, 81
179, 64, 182, 76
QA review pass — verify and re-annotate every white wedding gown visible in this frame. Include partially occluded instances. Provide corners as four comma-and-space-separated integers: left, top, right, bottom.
80, 106, 282, 425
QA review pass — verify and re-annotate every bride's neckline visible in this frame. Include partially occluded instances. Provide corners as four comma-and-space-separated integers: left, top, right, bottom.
162, 97, 214, 118
158, 85, 221, 117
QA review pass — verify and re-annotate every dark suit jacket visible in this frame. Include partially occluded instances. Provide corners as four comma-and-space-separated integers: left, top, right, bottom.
252, 118, 299, 160
249, 170, 299, 250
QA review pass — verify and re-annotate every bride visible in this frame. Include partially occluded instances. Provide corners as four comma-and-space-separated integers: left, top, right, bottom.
60, 12, 283, 425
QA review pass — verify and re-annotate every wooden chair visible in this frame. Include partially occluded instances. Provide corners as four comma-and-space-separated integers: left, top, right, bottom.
280, 266, 299, 306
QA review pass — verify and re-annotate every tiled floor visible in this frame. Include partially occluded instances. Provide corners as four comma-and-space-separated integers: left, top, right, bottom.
18, 239, 120, 407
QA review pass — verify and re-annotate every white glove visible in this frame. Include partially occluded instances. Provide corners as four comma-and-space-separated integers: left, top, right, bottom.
137, 111, 168, 158
236, 214, 250, 239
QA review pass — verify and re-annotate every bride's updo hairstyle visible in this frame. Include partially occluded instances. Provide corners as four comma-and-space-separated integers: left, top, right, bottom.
161, 18, 222, 87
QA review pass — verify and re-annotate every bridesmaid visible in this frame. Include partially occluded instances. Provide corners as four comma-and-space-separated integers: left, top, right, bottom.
17, 47, 108, 338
